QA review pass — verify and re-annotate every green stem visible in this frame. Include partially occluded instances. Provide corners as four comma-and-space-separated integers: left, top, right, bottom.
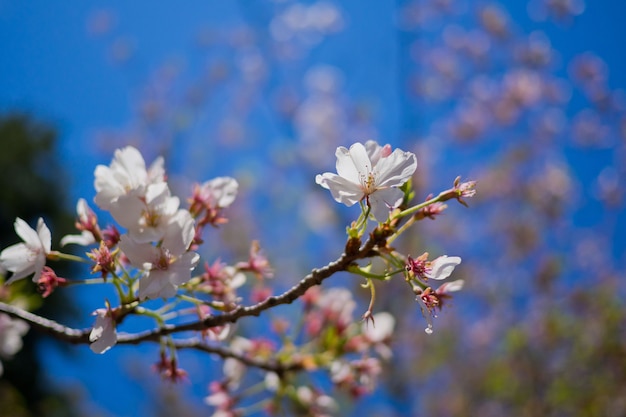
346, 264, 403, 281
63, 278, 107, 286
135, 306, 166, 326
393, 192, 444, 220
49, 251, 90, 264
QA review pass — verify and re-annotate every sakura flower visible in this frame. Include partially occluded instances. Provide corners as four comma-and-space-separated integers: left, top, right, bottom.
89, 307, 117, 354
317, 287, 356, 333
119, 210, 199, 299
190, 177, 239, 227
60, 198, 98, 246
361, 311, 395, 360
94, 146, 165, 210
0, 217, 51, 284
316, 141, 417, 222
191, 177, 239, 211
407, 253, 462, 281
110, 182, 180, 243
0, 313, 29, 376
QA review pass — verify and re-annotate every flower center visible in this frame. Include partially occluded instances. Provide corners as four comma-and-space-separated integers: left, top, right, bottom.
360, 170, 377, 195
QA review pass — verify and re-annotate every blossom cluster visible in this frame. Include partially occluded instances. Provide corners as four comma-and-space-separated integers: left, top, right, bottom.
0, 141, 473, 416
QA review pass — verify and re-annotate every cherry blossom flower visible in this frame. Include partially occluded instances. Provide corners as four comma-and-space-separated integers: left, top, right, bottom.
315, 141, 417, 222
407, 253, 462, 281
190, 177, 239, 212
94, 146, 165, 210
60, 198, 98, 247
119, 210, 199, 299
0, 217, 51, 284
200, 260, 246, 306
361, 311, 395, 359
89, 307, 117, 354
110, 182, 181, 243
0, 313, 29, 376
189, 177, 238, 228
316, 287, 356, 334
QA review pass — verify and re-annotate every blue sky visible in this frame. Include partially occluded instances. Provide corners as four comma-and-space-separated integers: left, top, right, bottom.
2, 1, 626, 416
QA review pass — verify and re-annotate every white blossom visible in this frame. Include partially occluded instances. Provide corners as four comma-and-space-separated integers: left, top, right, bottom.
0, 217, 51, 284
0, 313, 29, 376
197, 177, 239, 208
362, 311, 395, 360
94, 146, 165, 210
110, 182, 181, 243
119, 210, 199, 299
316, 141, 417, 221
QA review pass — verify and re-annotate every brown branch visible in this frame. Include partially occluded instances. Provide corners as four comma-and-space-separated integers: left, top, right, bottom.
0, 302, 90, 343
0, 230, 389, 372
168, 338, 303, 376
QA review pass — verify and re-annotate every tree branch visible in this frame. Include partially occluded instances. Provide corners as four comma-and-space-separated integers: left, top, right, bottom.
0, 230, 387, 371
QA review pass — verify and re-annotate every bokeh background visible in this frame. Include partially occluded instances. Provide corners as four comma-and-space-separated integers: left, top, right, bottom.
1, 1, 626, 416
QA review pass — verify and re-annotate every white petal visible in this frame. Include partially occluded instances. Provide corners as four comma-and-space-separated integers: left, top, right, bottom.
202, 177, 239, 208
14, 218, 39, 248
0, 244, 36, 283
36, 218, 52, 253
111, 146, 148, 190
334, 146, 360, 184
345, 142, 372, 179
441, 279, 464, 293
94, 166, 126, 209
109, 193, 147, 230
364, 140, 384, 165
162, 210, 195, 254
147, 156, 165, 184
375, 149, 417, 188
31, 254, 47, 283
138, 271, 177, 299
316, 173, 363, 206
368, 188, 404, 222
427, 255, 462, 280
60, 231, 96, 247
118, 235, 158, 269
362, 311, 395, 342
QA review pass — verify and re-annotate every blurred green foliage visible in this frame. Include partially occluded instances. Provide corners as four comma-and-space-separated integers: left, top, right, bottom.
0, 114, 79, 417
